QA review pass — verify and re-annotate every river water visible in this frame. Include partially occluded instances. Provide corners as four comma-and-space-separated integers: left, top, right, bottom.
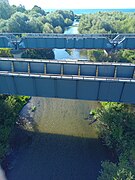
54, 23, 89, 60
6, 25, 112, 180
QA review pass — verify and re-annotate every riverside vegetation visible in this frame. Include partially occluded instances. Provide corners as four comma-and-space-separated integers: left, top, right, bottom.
78, 12, 135, 63
0, 95, 30, 162
78, 11, 135, 180
94, 103, 135, 180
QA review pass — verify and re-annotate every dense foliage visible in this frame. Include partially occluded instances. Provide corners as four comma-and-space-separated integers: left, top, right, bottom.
0, 48, 13, 57
0, 95, 29, 161
0, 2, 74, 60
93, 103, 135, 179
0, 2, 74, 33
87, 49, 135, 63
21, 49, 54, 59
78, 12, 135, 63
98, 161, 134, 180
78, 12, 135, 34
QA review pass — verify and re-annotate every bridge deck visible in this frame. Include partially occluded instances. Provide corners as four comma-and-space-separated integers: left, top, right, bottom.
0, 58, 135, 104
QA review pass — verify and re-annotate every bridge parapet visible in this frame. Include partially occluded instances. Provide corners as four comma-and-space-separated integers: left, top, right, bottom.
0, 58, 135, 79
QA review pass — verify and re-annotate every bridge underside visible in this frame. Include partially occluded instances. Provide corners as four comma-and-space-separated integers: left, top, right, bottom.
1, 73, 135, 104
0, 58, 135, 104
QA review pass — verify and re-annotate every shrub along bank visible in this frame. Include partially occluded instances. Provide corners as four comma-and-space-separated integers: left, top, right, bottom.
93, 103, 135, 180
0, 95, 30, 162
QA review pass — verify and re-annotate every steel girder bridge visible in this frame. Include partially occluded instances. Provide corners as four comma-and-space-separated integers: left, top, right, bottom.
0, 33, 135, 50
0, 33, 135, 104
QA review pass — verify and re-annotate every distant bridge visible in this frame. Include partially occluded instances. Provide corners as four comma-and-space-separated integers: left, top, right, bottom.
0, 33, 135, 50
0, 57, 135, 104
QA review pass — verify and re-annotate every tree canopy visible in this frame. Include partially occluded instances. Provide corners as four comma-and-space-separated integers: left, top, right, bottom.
78, 11, 135, 63
78, 12, 135, 34
0, 2, 74, 33
94, 103, 135, 180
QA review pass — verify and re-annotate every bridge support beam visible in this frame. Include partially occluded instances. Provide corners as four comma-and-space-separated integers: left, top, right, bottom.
0, 73, 135, 104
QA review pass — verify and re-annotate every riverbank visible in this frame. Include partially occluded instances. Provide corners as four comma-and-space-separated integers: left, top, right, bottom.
0, 96, 30, 175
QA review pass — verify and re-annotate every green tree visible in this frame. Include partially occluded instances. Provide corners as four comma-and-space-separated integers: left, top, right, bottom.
0, 2, 12, 19
7, 12, 29, 32
98, 161, 134, 180
94, 103, 135, 179
27, 17, 43, 33
31, 5, 45, 15
95, 102, 135, 152
0, 3, 74, 34
46, 12, 65, 29
0, 95, 29, 161
56, 10, 74, 21
11, 4, 26, 13
0, 19, 8, 32
64, 18, 73, 27
27, 11, 42, 18
0, 48, 13, 57
43, 23, 54, 33
54, 26, 63, 33
78, 12, 135, 34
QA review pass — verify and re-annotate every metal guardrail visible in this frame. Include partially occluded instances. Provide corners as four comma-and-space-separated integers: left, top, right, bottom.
0, 33, 135, 37
0, 58, 135, 80
0, 57, 135, 66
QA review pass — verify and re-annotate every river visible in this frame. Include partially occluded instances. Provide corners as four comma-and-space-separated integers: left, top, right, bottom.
54, 22, 89, 60
6, 25, 112, 180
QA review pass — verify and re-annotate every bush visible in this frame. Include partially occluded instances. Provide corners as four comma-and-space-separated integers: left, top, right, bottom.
98, 161, 134, 180
95, 103, 135, 179
0, 48, 13, 57
0, 95, 30, 161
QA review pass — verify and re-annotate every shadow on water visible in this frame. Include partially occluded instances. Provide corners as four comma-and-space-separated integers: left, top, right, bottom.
5, 127, 113, 180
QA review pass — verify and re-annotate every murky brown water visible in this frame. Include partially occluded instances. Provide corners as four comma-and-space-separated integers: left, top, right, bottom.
30, 98, 99, 138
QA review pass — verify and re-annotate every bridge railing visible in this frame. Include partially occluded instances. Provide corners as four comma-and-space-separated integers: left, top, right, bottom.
0, 58, 135, 79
